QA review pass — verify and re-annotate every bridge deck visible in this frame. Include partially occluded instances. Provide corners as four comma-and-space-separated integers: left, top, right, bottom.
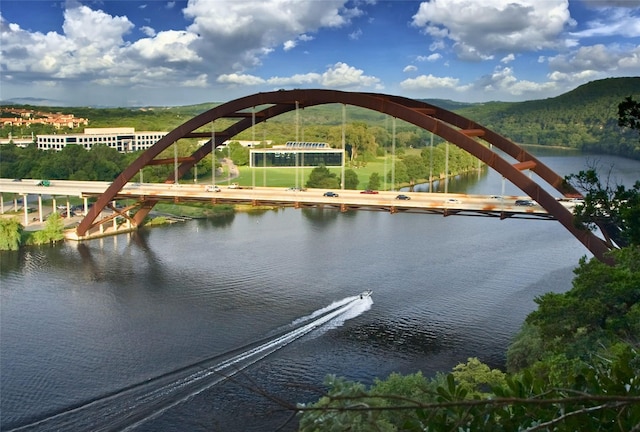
0, 179, 574, 222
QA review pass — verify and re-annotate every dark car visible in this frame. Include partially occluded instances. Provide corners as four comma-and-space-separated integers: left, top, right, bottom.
323, 191, 339, 197
515, 199, 535, 206
395, 194, 411, 200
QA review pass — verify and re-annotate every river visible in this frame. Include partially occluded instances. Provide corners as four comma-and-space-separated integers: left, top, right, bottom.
1, 150, 638, 431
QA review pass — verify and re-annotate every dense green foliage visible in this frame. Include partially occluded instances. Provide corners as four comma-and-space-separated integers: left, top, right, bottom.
0, 218, 22, 250
29, 212, 65, 245
0, 212, 66, 250
298, 348, 639, 431
0, 140, 215, 183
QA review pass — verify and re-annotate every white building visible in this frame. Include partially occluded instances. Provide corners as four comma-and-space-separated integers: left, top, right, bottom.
36, 127, 168, 152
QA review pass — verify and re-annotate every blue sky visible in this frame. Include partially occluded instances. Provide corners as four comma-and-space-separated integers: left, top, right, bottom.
1, 0, 639, 107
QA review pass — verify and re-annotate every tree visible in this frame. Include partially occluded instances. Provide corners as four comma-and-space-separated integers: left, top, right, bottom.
618, 96, 640, 133
324, 122, 378, 165
298, 351, 640, 431
566, 166, 640, 248
228, 141, 250, 166
388, 160, 408, 186
451, 357, 506, 398
0, 218, 23, 250
402, 154, 427, 185
31, 212, 65, 245
367, 172, 381, 190
343, 168, 359, 189
306, 165, 339, 189
523, 247, 640, 356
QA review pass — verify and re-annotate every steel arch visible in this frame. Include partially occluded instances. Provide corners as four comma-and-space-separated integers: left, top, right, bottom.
76, 89, 613, 262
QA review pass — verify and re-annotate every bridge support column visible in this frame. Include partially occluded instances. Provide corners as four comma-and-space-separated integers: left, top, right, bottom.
38, 195, 43, 223
22, 194, 28, 226
0, 194, 3, 214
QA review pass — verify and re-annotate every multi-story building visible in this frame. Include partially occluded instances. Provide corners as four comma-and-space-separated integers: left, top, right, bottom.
36, 128, 168, 152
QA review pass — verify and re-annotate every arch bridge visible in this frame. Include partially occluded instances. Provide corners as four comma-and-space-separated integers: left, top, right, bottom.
76, 89, 613, 262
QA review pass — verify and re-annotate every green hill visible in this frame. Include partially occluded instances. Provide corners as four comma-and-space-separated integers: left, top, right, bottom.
454, 77, 640, 158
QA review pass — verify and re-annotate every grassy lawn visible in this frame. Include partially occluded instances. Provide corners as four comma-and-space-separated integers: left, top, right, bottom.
231, 155, 398, 190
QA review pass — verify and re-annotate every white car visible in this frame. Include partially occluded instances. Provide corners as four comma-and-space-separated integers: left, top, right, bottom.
205, 185, 221, 192
446, 198, 462, 204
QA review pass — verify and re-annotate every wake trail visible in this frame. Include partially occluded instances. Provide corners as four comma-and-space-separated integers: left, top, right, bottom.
6, 293, 373, 432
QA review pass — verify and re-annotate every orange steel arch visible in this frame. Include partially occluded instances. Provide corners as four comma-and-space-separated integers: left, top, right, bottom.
76, 89, 613, 262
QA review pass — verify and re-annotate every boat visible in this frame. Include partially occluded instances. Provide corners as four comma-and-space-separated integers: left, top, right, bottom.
359, 290, 373, 299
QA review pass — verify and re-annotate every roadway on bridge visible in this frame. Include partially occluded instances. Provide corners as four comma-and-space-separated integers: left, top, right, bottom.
1, 178, 576, 220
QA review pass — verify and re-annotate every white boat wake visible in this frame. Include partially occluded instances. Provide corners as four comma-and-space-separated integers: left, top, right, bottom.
6, 292, 373, 432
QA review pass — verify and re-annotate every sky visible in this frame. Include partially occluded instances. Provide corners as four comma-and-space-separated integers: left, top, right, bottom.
1, 0, 639, 107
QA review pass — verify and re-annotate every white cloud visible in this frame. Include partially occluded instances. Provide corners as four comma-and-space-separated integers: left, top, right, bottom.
319, 62, 381, 87
217, 73, 265, 86
216, 62, 380, 90
400, 74, 459, 90
140, 26, 156, 37
183, 0, 352, 72
0, 0, 357, 94
267, 73, 322, 86
130, 30, 200, 63
183, 74, 209, 87
62, 5, 133, 50
283, 33, 314, 51
349, 28, 363, 40
472, 66, 558, 96
548, 43, 640, 76
501, 54, 515, 64
400, 67, 564, 100
411, 0, 575, 60
416, 53, 442, 62
570, 7, 640, 38
1, 4, 133, 82
403, 65, 418, 73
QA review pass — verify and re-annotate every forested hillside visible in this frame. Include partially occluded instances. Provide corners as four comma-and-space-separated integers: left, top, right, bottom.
456, 77, 640, 158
